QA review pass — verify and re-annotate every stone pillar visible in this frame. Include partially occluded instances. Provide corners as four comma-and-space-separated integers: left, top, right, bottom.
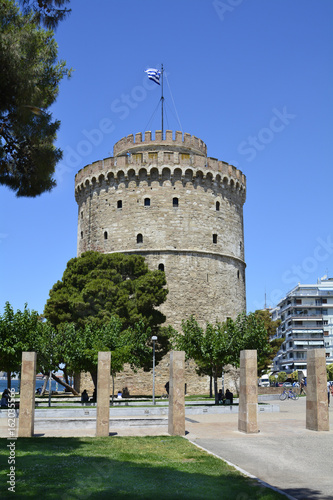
306, 349, 329, 431
168, 351, 185, 436
96, 351, 111, 437
238, 349, 258, 433
18, 352, 37, 437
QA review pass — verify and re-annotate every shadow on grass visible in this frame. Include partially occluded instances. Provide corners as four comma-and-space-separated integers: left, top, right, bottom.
0, 437, 287, 500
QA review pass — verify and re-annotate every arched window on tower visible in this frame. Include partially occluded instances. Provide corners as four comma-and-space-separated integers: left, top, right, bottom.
216, 201, 220, 211
104, 231, 108, 240
144, 198, 150, 207
117, 200, 122, 209
80, 231, 83, 239
158, 263, 165, 272
173, 197, 179, 207
137, 233, 143, 244
213, 234, 217, 244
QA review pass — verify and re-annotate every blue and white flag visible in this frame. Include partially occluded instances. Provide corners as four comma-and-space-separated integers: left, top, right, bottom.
145, 68, 161, 85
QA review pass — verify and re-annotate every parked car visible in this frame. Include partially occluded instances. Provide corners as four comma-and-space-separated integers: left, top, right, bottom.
283, 382, 292, 387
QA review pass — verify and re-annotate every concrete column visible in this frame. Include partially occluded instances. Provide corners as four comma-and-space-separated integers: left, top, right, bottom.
168, 351, 185, 436
238, 349, 258, 433
306, 349, 329, 431
96, 351, 111, 437
18, 352, 37, 437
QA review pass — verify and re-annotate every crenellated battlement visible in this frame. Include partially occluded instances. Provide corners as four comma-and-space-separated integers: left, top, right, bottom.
74, 154, 246, 202
113, 130, 207, 157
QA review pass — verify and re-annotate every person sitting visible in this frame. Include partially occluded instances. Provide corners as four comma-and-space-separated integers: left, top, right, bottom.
117, 390, 122, 399
225, 389, 233, 404
81, 389, 89, 403
1, 389, 9, 407
218, 389, 224, 404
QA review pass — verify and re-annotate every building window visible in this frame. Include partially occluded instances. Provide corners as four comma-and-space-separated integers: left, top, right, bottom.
237, 270, 240, 279
132, 153, 142, 163
148, 152, 158, 160
216, 201, 220, 211
324, 331, 329, 336
158, 263, 165, 272
144, 198, 150, 207
173, 197, 179, 207
81, 211, 83, 219
80, 231, 83, 239
104, 231, 108, 240
213, 234, 217, 244
137, 233, 143, 244
322, 298, 327, 304
296, 299, 302, 305
117, 200, 122, 209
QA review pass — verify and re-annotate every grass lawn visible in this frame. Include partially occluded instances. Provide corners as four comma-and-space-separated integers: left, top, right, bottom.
0, 436, 287, 499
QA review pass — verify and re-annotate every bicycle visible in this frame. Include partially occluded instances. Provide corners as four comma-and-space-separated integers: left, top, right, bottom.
279, 388, 299, 401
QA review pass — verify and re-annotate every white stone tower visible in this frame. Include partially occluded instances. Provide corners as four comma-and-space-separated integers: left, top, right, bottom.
75, 130, 246, 333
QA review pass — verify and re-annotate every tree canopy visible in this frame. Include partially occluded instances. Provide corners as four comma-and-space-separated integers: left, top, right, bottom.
44, 251, 168, 332
20, 0, 71, 29
172, 313, 272, 403
0, 302, 40, 388
0, 0, 70, 196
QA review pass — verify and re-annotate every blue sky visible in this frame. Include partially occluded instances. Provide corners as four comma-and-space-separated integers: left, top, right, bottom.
1, 0, 332, 317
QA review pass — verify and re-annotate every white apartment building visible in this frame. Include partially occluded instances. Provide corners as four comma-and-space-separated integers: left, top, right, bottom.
271, 277, 333, 373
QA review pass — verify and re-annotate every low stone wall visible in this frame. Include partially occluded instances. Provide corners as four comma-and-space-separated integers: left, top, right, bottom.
77, 359, 240, 397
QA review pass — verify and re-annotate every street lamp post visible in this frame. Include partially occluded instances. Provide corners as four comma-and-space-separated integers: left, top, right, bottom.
152, 336, 157, 405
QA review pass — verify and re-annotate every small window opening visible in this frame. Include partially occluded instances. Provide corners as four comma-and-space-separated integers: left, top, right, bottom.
117, 200, 122, 209
80, 231, 83, 239
144, 198, 150, 207
213, 234, 217, 244
237, 270, 240, 279
137, 233, 143, 244
173, 197, 179, 207
104, 231, 108, 240
158, 263, 165, 272
216, 201, 220, 211
81, 211, 83, 219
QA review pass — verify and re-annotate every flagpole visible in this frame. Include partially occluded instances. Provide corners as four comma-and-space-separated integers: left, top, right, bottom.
161, 64, 164, 137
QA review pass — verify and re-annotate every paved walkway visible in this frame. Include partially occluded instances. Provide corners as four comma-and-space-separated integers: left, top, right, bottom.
185, 398, 333, 500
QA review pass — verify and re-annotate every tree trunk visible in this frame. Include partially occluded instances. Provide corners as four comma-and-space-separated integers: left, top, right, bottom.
41, 375, 49, 396
213, 373, 219, 405
51, 373, 79, 395
6, 371, 11, 390
63, 366, 70, 386
209, 375, 213, 398
111, 373, 115, 405
90, 370, 97, 391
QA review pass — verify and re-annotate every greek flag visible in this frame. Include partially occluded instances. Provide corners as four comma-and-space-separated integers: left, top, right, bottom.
145, 68, 161, 85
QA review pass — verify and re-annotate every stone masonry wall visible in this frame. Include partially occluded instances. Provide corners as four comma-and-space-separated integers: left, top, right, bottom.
74, 131, 246, 395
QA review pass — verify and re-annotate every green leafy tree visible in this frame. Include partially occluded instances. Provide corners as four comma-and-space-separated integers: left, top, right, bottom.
44, 252, 168, 332
0, 0, 70, 197
20, 0, 71, 29
172, 313, 272, 404
0, 302, 40, 388
277, 371, 287, 383
59, 318, 160, 394
44, 252, 171, 389
327, 364, 333, 382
